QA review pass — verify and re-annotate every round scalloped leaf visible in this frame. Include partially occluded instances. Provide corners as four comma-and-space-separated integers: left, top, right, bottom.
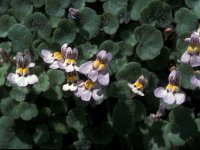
120, 30, 137, 47
109, 56, 128, 73
70, 0, 85, 9
140, 0, 172, 27
101, 13, 119, 35
0, 15, 17, 38
112, 101, 135, 135
79, 7, 100, 39
134, 25, 163, 60
99, 40, 119, 57
79, 42, 98, 59
40, 134, 62, 149
0, 63, 10, 86
10, 0, 33, 21
185, 0, 200, 18
116, 62, 142, 82
86, 0, 96, 2
8, 24, 32, 52
0, 0, 9, 15
177, 64, 194, 89
43, 86, 63, 100
45, 0, 70, 17
49, 116, 69, 134
8, 135, 32, 149
33, 0, 45, 8
0, 42, 11, 53
166, 106, 198, 146
18, 102, 38, 121
118, 42, 134, 56
73, 139, 91, 150
53, 19, 76, 45
130, 0, 150, 21
33, 73, 50, 94
86, 122, 114, 145
33, 124, 50, 145
175, 8, 198, 36
103, 0, 128, 14
47, 69, 65, 86
144, 121, 172, 150
10, 87, 29, 102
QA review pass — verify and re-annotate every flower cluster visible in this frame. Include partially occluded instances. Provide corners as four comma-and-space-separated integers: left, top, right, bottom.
42, 44, 112, 102
7, 49, 38, 87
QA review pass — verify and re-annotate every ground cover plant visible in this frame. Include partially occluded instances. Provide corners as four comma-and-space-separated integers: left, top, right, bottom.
1, 0, 200, 149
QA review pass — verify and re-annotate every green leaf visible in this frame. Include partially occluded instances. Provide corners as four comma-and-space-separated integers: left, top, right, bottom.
0, 63, 10, 86
130, 0, 150, 21
134, 25, 163, 60
10, 0, 33, 21
0, 14, 17, 37
73, 138, 91, 149
70, 0, 85, 9
0, 0, 9, 15
10, 86, 29, 102
43, 86, 63, 100
101, 13, 119, 35
112, 101, 135, 135
8, 24, 32, 52
33, 73, 50, 94
177, 64, 194, 89
103, 0, 128, 14
99, 40, 119, 57
166, 106, 198, 146
45, 0, 70, 17
118, 42, 134, 57
40, 134, 62, 149
8, 135, 32, 149
33, 124, 50, 145
79, 42, 98, 59
49, 116, 69, 134
140, 0, 172, 27
0, 42, 12, 53
79, 7, 100, 39
185, 0, 200, 18
144, 121, 172, 150
32, 0, 45, 8
120, 30, 137, 47
109, 56, 128, 73
47, 69, 65, 86
175, 8, 198, 36
53, 19, 76, 45
18, 102, 38, 121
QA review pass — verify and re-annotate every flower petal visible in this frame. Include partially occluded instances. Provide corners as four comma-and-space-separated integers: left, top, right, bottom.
97, 50, 107, 60
174, 93, 186, 105
15, 76, 28, 87
49, 61, 60, 69
29, 62, 35, 68
154, 87, 167, 98
163, 92, 175, 104
191, 76, 200, 88
98, 70, 109, 86
69, 83, 78, 91
92, 88, 104, 101
63, 83, 70, 91
58, 61, 65, 70
74, 66, 79, 71
27, 75, 39, 84
79, 61, 93, 75
72, 48, 78, 59
41, 50, 54, 64
88, 70, 98, 82
7, 73, 18, 84
190, 55, 200, 67
128, 83, 133, 89
65, 64, 75, 72
181, 51, 190, 64
81, 90, 92, 101
105, 53, 112, 62
137, 90, 144, 96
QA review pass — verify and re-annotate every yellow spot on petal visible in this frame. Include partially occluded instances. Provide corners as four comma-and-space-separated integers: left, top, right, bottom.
16, 68, 23, 75
93, 60, 101, 69
194, 46, 199, 54
23, 68, 29, 76
84, 80, 94, 90
98, 64, 105, 71
71, 59, 76, 65
166, 83, 173, 91
54, 52, 63, 60
172, 85, 179, 92
134, 81, 144, 90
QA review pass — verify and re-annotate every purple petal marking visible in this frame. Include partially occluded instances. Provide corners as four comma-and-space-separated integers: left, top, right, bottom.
79, 61, 93, 75
190, 55, 200, 67
88, 70, 98, 82
168, 70, 181, 85
81, 90, 92, 101
181, 51, 190, 64
191, 76, 200, 88
154, 87, 167, 98
163, 92, 175, 105
92, 88, 104, 101
174, 93, 185, 105
98, 70, 109, 86
7, 73, 17, 84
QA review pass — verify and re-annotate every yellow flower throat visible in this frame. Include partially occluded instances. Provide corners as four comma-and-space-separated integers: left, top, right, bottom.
166, 83, 179, 92
93, 60, 105, 71
187, 44, 199, 54
54, 52, 63, 60
84, 80, 94, 90
134, 81, 144, 90
16, 68, 29, 76
66, 58, 76, 65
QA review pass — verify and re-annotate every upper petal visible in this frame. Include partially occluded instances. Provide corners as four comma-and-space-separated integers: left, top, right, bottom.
174, 93, 186, 105
79, 61, 93, 75
181, 51, 190, 64
98, 70, 110, 86
92, 88, 104, 101
105, 53, 112, 62
190, 55, 200, 67
163, 92, 176, 105
154, 87, 167, 98
97, 50, 107, 60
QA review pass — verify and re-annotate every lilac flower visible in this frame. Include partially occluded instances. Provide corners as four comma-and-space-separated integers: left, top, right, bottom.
7, 50, 38, 87
128, 75, 148, 96
74, 79, 104, 101
181, 32, 200, 67
62, 71, 80, 91
191, 72, 200, 88
154, 70, 185, 105
58, 47, 79, 72
68, 8, 80, 19
41, 43, 68, 69
79, 50, 112, 86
